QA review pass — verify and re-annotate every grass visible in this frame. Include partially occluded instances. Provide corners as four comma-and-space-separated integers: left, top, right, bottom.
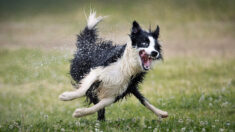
0, 0, 234, 131
0, 49, 234, 131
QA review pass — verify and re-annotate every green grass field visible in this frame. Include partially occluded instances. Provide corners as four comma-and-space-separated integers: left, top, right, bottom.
0, 49, 234, 131
0, 0, 234, 131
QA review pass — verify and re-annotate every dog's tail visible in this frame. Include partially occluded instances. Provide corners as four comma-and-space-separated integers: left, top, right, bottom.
87, 11, 105, 30
76, 11, 105, 48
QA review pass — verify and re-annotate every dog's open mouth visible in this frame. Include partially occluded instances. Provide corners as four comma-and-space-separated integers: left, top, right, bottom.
139, 50, 152, 70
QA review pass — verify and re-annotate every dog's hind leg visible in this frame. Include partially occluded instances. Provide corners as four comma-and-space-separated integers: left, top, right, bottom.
59, 69, 100, 101
73, 98, 114, 118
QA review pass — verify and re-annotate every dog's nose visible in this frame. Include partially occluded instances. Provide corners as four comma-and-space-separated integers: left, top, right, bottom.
151, 51, 159, 58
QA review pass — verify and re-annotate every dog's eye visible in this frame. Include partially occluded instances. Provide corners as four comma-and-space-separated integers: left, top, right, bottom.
142, 42, 149, 47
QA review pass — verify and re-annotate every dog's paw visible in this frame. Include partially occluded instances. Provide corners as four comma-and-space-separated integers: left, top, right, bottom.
160, 111, 168, 118
59, 91, 75, 101
73, 108, 87, 118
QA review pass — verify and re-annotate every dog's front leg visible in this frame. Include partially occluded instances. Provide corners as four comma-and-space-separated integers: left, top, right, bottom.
143, 100, 168, 118
73, 98, 114, 118
132, 89, 168, 118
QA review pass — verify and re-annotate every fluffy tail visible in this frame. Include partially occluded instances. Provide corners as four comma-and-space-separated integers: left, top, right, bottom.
87, 11, 105, 29
76, 11, 105, 48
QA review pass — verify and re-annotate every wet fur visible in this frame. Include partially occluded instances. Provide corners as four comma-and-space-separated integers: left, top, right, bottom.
60, 12, 168, 121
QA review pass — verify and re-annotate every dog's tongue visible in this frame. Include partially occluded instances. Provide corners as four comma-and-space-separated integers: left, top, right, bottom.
140, 51, 152, 69
143, 56, 152, 69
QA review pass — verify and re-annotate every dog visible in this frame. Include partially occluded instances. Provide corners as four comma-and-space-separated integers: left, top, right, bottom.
59, 12, 168, 121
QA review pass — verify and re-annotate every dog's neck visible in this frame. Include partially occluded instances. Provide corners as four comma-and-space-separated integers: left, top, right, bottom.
120, 41, 142, 77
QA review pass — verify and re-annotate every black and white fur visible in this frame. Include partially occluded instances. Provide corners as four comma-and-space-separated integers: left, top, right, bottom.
59, 12, 168, 121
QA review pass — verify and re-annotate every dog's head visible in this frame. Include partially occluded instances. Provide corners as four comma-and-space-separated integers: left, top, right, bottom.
130, 21, 162, 71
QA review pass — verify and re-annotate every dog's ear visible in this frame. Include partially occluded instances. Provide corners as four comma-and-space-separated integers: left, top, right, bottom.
132, 21, 141, 34
152, 25, 160, 39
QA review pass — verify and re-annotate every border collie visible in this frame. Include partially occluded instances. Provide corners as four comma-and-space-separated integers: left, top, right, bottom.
59, 12, 168, 121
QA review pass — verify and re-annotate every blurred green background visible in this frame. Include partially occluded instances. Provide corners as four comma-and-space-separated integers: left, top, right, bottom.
0, 0, 234, 56
0, 0, 234, 131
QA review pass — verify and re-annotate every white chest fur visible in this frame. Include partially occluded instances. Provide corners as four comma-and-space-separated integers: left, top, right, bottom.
95, 43, 142, 99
